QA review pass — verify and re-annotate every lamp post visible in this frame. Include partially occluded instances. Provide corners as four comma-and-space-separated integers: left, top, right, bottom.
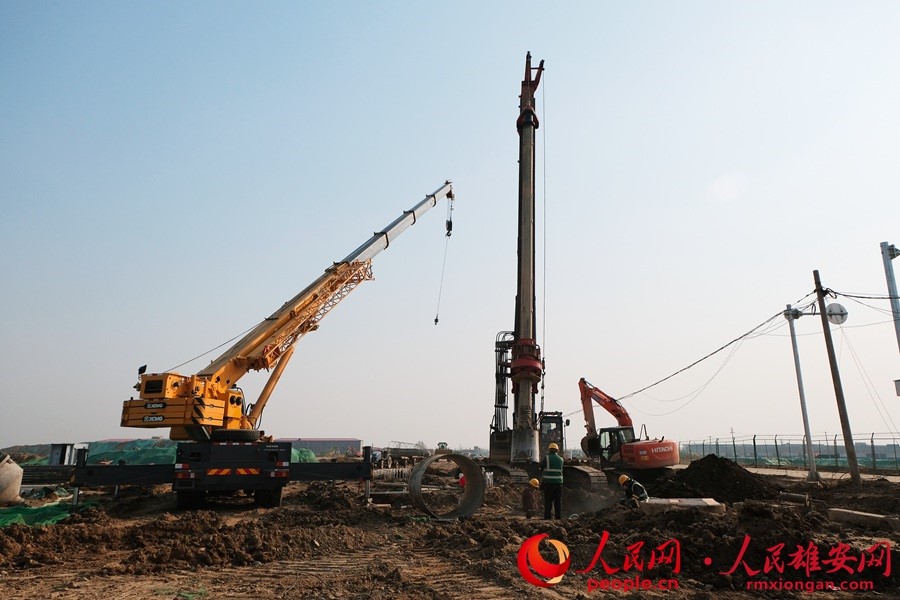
880, 242, 900, 357
784, 304, 820, 481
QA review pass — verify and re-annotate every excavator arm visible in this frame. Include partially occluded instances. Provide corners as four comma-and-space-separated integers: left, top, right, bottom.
122, 182, 454, 440
579, 377, 633, 434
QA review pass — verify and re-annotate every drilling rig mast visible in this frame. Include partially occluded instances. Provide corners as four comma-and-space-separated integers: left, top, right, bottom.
490, 52, 545, 464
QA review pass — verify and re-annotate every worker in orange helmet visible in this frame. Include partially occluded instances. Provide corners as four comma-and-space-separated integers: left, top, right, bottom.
522, 478, 540, 518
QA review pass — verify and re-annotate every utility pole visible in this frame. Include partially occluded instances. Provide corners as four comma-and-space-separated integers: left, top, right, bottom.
509, 52, 545, 463
880, 241, 900, 356
783, 304, 819, 481
813, 270, 862, 487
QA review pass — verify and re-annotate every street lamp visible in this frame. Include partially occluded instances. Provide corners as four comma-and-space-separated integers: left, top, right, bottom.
881, 241, 900, 356
880, 242, 900, 397
783, 304, 820, 481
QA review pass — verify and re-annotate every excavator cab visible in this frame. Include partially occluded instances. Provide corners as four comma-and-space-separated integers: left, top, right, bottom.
596, 426, 636, 465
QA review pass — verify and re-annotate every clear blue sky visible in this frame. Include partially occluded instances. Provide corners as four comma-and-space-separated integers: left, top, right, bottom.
2, 2, 899, 450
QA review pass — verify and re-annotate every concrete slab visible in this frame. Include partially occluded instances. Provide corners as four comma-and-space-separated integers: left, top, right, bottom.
642, 497, 725, 514
828, 508, 900, 532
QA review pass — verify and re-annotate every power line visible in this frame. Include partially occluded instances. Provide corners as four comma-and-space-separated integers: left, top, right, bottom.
832, 290, 900, 301
562, 292, 818, 419
617, 310, 785, 402
626, 340, 745, 417
837, 327, 900, 436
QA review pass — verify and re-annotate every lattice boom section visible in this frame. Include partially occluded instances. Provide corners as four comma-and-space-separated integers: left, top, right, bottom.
266, 261, 373, 364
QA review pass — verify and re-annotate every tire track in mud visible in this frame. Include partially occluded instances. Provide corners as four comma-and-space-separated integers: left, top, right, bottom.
241, 545, 564, 599
402, 548, 569, 599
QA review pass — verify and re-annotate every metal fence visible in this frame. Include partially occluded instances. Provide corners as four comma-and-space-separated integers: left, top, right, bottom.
679, 432, 900, 475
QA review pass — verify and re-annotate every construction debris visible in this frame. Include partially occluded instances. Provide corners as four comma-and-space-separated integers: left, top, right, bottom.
0, 460, 897, 598
0, 455, 23, 506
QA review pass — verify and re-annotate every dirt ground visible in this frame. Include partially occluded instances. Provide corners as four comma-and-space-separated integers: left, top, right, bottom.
1, 456, 898, 599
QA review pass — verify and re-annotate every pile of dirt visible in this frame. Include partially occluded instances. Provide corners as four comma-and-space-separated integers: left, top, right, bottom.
652, 455, 782, 503
291, 481, 362, 511
0, 505, 390, 573
2, 473, 898, 598
559, 500, 896, 592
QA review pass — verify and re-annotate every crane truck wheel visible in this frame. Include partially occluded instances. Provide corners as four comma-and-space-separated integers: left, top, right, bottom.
176, 490, 206, 510
210, 428, 263, 442
254, 487, 283, 508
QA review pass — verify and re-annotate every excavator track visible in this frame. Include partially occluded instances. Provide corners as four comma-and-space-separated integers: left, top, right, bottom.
563, 464, 606, 492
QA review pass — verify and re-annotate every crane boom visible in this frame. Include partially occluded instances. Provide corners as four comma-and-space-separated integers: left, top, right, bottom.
122, 181, 454, 440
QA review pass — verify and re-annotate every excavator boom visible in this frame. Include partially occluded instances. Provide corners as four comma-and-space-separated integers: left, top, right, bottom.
579, 377, 634, 431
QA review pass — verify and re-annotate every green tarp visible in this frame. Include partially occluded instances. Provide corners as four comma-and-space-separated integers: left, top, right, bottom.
1, 439, 318, 466
0, 501, 86, 527
85, 439, 176, 465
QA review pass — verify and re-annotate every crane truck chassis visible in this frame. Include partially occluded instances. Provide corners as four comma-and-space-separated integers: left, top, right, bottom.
41, 444, 374, 509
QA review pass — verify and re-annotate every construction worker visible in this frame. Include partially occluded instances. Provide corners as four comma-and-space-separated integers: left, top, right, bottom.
618, 474, 649, 509
542, 442, 564, 519
522, 478, 540, 518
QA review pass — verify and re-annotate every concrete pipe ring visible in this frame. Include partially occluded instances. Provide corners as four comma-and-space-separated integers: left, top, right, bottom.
407, 453, 484, 519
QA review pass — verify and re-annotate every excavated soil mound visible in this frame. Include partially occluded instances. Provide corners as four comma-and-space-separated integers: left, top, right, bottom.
652, 455, 782, 503
0, 505, 389, 573
2, 475, 898, 598
291, 480, 362, 511
558, 501, 899, 593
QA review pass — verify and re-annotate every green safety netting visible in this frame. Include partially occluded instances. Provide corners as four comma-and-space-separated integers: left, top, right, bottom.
0, 500, 91, 528
85, 439, 177, 465
1, 439, 318, 466
85, 440, 316, 464
292, 447, 316, 463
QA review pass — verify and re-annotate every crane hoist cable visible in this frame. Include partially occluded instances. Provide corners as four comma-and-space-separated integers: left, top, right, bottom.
434, 194, 455, 325
539, 71, 549, 413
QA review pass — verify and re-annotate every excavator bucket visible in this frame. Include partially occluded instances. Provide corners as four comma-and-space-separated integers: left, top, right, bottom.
0, 454, 24, 506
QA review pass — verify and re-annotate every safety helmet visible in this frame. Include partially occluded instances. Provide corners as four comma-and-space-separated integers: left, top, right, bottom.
547, 443, 559, 451
529, 478, 540, 489
618, 474, 630, 485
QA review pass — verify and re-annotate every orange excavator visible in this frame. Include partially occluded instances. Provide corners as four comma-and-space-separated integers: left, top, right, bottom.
579, 378, 679, 471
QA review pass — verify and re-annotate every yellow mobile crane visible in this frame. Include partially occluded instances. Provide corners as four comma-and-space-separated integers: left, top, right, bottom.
122, 182, 454, 442
106, 183, 453, 508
